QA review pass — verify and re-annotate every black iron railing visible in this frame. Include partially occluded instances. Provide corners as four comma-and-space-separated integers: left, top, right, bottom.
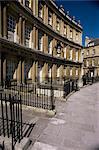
3, 82, 53, 110
64, 79, 78, 97
82, 76, 99, 86
0, 93, 23, 150
1, 78, 78, 111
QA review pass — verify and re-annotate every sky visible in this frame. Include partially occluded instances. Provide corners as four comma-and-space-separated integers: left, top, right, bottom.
55, 0, 99, 46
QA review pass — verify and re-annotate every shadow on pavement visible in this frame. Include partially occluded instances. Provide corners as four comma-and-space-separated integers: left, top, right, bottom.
91, 146, 99, 150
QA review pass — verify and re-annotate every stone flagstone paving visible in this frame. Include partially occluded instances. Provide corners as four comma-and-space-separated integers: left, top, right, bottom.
28, 83, 99, 150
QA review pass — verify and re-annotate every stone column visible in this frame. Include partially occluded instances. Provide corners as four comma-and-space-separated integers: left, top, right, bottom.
72, 67, 75, 79
31, 27, 34, 49
52, 64, 54, 80
79, 32, 82, 45
53, 39, 56, 56
46, 6, 48, 25
53, 13, 56, 30
46, 63, 48, 80
3, 58, 6, 82
60, 65, 64, 78
44, 5, 48, 25
22, 19, 25, 45
66, 46, 70, 60
35, 61, 38, 81
23, 0, 25, 5
42, 63, 46, 81
61, 44, 64, 58
19, 0, 23, 3
22, 60, 25, 83
3, 5, 7, 38
66, 25, 70, 39
78, 49, 81, 62
18, 16, 22, 44
33, 26, 36, 49
43, 34, 46, 53
0, 2, 2, 37
52, 64, 56, 80
35, 0, 38, 17
31, 61, 36, 82
35, 28, 38, 50
46, 35, 48, 53
54, 64, 57, 80
44, 5, 46, 24
43, 34, 48, 53
60, 20, 64, 36
17, 60, 22, 84
32, 0, 35, 15
66, 66, 70, 79
73, 29, 76, 42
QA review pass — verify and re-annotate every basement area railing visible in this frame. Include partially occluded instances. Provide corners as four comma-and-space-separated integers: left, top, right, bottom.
1, 78, 78, 110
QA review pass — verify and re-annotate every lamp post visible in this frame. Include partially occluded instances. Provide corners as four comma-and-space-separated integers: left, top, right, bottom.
51, 42, 62, 110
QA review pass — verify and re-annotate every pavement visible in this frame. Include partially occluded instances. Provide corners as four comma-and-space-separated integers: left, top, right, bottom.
22, 82, 99, 150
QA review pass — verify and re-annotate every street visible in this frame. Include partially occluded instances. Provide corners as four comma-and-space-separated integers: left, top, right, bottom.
26, 82, 99, 150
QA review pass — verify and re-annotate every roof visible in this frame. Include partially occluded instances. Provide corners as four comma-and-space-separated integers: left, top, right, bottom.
87, 38, 99, 47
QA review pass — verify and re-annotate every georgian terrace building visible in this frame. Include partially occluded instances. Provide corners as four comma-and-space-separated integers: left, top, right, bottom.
0, 0, 83, 93
83, 37, 99, 78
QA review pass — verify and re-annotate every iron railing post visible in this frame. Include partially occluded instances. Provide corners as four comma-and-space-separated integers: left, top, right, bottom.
51, 69, 55, 110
